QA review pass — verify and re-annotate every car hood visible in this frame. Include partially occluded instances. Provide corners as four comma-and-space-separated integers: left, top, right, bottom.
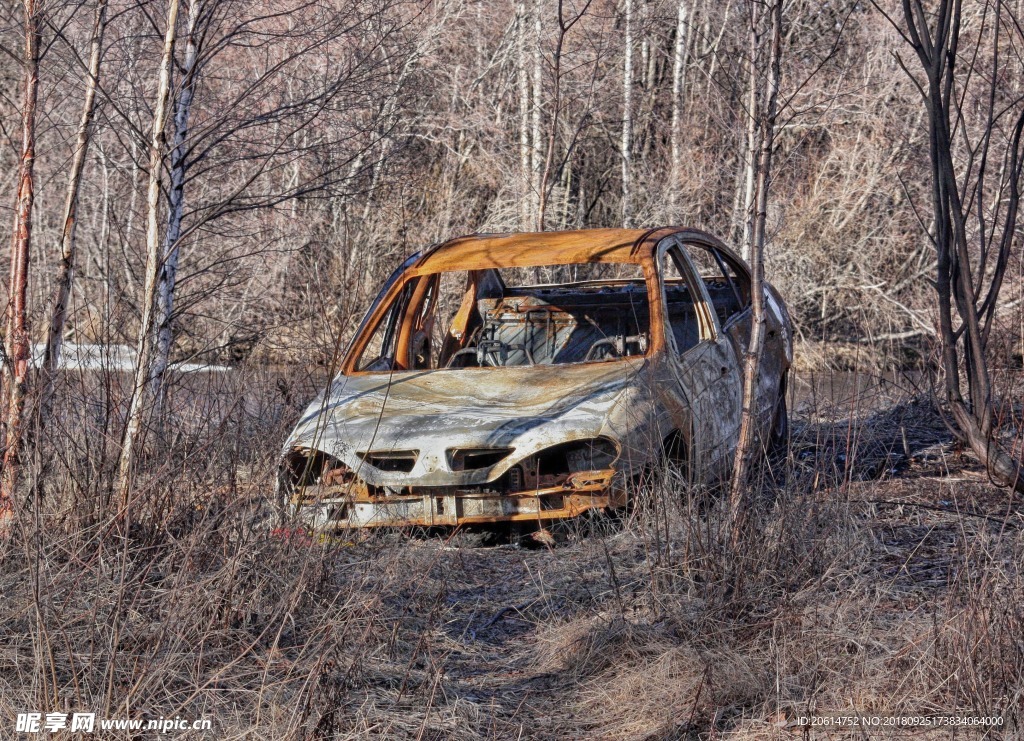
283, 360, 651, 487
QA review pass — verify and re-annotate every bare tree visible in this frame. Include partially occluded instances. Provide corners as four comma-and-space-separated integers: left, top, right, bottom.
536, 0, 593, 231
39, 0, 109, 430
885, 0, 1024, 492
1, 0, 43, 515
668, 0, 689, 217
517, 1, 533, 229
148, 0, 201, 421
113, 0, 404, 494
736, 6, 760, 259
729, 0, 783, 546
116, 0, 180, 504
530, 0, 544, 228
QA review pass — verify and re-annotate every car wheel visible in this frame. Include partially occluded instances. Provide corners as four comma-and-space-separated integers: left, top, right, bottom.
626, 432, 693, 511
662, 429, 692, 480
768, 372, 789, 452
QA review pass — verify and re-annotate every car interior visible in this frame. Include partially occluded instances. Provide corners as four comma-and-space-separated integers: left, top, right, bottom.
353, 247, 750, 372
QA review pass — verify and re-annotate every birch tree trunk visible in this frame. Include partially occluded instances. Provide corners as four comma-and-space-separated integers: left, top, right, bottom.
640, 2, 649, 92
149, 0, 202, 423
729, 0, 782, 550
39, 0, 109, 431
668, 0, 688, 216
1, 0, 42, 515
738, 11, 759, 259
517, 2, 532, 230
115, 0, 180, 504
530, 0, 543, 229
621, 0, 633, 227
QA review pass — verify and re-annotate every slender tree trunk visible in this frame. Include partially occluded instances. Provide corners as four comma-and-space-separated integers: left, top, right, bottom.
705, 3, 731, 101
97, 147, 112, 324
536, 20, 561, 233
621, 0, 633, 227
517, 2, 532, 230
536, 1, 593, 232
736, 2, 759, 256
530, 0, 543, 229
729, 0, 782, 549
639, 2, 658, 163
150, 0, 201, 423
668, 0, 688, 216
1, 0, 42, 516
640, 3, 649, 91
39, 0, 109, 431
560, 161, 572, 228
115, 0, 180, 505
729, 0, 761, 254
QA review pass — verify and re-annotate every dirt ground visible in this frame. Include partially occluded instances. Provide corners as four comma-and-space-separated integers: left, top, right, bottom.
299, 372, 1022, 739
2, 369, 1020, 740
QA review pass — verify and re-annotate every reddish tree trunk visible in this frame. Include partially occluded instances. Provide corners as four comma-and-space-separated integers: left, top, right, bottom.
1, 0, 41, 518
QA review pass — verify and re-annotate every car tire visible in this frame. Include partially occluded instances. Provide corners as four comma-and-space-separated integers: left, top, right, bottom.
624, 432, 693, 514
768, 372, 789, 452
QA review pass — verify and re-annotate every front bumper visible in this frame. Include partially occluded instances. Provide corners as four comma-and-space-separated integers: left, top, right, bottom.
288, 469, 618, 529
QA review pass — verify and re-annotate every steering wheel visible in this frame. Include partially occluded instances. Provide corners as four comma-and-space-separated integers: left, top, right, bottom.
583, 334, 648, 362
446, 339, 535, 367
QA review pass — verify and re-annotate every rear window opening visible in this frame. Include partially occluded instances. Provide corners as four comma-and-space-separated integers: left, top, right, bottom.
353, 263, 654, 372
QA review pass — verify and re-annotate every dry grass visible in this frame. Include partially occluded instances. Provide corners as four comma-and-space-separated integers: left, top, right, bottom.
0, 366, 1022, 739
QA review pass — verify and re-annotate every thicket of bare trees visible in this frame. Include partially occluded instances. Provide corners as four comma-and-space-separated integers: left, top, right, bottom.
0, 0, 1019, 507
0, 0, 414, 507
884, 0, 1024, 492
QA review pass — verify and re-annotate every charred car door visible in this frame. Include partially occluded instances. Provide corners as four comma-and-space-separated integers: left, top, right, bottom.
657, 238, 743, 478
686, 242, 786, 427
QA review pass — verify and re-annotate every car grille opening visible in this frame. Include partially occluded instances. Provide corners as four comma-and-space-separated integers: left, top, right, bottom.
448, 447, 514, 471
356, 449, 419, 472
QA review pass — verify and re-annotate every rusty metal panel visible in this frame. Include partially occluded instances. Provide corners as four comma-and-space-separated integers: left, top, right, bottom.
292, 470, 616, 529
413, 228, 650, 273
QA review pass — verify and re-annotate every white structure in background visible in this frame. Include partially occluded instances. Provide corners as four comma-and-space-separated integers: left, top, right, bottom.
30, 343, 229, 373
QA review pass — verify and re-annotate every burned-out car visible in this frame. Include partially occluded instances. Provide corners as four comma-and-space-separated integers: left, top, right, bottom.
279, 227, 792, 530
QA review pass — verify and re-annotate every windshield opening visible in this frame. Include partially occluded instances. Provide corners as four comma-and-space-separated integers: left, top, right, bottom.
350, 263, 651, 372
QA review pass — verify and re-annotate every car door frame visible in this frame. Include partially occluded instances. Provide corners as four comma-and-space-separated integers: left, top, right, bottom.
655, 235, 744, 480
690, 242, 786, 429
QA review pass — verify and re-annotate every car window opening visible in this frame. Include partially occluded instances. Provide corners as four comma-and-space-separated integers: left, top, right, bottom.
683, 242, 751, 325
660, 243, 753, 355
354, 263, 662, 372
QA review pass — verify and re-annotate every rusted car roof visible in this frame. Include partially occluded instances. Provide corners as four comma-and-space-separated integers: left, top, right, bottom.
413, 228, 659, 272
410, 227, 745, 274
